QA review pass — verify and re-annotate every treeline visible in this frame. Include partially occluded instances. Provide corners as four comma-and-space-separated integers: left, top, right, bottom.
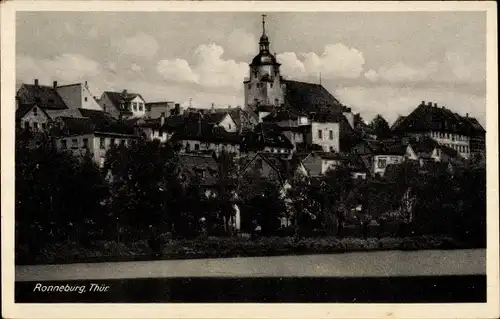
15, 131, 486, 257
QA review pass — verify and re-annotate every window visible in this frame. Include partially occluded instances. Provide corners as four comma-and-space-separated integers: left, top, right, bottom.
82, 138, 89, 149
377, 158, 387, 169
133, 102, 137, 111
139, 103, 144, 111
270, 83, 273, 88
61, 139, 67, 149
41, 123, 46, 130
99, 137, 105, 149
33, 122, 38, 130
186, 143, 191, 151
329, 130, 333, 140
248, 83, 252, 89
71, 139, 78, 149
318, 129, 323, 139
161, 112, 166, 117
84, 97, 88, 102
120, 139, 126, 146
111, 138, 116, 146
33, 107, 38, 116
330, 146, 335, 152
228, 124, 232, 130
194, 144, 200, 151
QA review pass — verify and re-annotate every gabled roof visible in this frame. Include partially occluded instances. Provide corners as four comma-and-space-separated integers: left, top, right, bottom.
177, 154, 218, 186
103, 91, 144, 109
392, 102, 485, 135
241, 122, 294, 151
391, 116, 406, 130
16, 103, 51, 120
242, 152, 306, 184
54, 113, 137, 137
281, 79, 347, 114
204, 112, 229, 124
17, 84, 68, 110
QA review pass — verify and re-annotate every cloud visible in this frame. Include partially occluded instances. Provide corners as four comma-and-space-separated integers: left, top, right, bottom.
156, 43, 248, 90
333, 84, 486, 127
445, 50, 485, 83
113, 33, 159, 59
130, 63, 142, 72
17, 54, 101, 84
365, 61, 440, 83
226, 29, 258, 57
277, 43, 365, 80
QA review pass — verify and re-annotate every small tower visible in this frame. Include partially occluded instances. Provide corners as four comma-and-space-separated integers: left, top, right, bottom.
244, 14, 284, 115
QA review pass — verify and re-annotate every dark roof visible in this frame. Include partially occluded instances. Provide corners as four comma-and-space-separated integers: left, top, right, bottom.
178, 154, 218, 186
281, 80, 347, 114
56, 117, 95, 135
15, 104, 40, 119
170, 123, 241, 145
392, 102, 485, 135
241, 123, 294, 151
54, 113, 137, 136
204, 112, 228, 124
304, 151, 346, 161
263, 109, 301, 122
296, 143, 323, 152
310, 112, 347, 123
391, 116, 406, 130
102, 91, 145, 115
407, 136, 440, 158
78, 108, 115, 121
17, 84, 67, 110
251, 52, 279, 67
243, 152, 304, 184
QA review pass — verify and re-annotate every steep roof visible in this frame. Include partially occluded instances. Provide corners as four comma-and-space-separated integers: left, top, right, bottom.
54, 112, 137, 137
17, 84, 68, 110
281, 79, 347, 114
241, 122, 294, 151
392, 102, 485, 135
242, 152, 305, 184
177, 154, 218, 186
391, 116, 407, 130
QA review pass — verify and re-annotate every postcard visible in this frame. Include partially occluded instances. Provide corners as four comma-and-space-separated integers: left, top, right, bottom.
1, 1, 499, 318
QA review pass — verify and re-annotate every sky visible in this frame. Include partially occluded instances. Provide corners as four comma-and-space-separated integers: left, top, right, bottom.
16, 11, 487, 125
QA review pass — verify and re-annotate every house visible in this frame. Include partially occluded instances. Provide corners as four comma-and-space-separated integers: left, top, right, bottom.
56, 81, 102, 111
301, 151, 345, 177
16, 79, 70, 130
391, 100, 486, 159
51, 114, 139, 167
203, 110, 239, 133
145, 101, 177, 119
98, 90, 147, 119
131, 117, 170, 143
240, 122, 294, 157
404, 135, 463, 166
169, 116, 241, 156
177, 154, 220, 198
352, 139, 407, 177
240, 152, 308, 186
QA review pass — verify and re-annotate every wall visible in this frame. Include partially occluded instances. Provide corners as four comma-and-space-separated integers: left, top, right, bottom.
373, 155, 404, 176
218, 114, 238, 133
309, 122, 340, 153
57, 84, 102, 111
146, 102, 174, 119
179, 139, 240, 155
321, 159, 342, 174
98, 94, 120, 119
302, 155, 322, 177
244, 65, 284, 109
20, 106, 51, 131
426, 131, 470, 159
142, 127, 170, 143
129, 96, 147, 118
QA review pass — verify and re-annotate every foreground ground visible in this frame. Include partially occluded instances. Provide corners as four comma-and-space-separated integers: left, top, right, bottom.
16, 248, 485, 282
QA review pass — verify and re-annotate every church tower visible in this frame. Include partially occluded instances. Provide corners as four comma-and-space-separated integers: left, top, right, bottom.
244, 15, 285, 115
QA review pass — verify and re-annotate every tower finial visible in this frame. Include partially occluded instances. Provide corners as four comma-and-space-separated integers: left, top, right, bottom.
262, 14, 267, 35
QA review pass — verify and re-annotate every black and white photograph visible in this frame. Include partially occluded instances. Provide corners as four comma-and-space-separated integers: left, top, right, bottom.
1, 1, 499, 318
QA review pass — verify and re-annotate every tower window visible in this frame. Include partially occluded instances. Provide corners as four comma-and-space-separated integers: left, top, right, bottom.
248, 83, 252, 89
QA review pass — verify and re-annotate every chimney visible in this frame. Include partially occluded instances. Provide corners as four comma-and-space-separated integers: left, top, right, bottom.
421, 101, 425, 106
84, 81, 88, 87
433, 103, 438, 108
160, 115, 165, 126
53, 81, 58, 89
122, 89, 128, 97
34, 79, 39, 86
174, 103, 180, 115
427, 102, 432, 107
211, 103, 215, 113
466, 113, 469, 118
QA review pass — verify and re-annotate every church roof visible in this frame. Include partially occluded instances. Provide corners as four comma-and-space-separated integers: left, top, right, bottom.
281, 80, 347, 114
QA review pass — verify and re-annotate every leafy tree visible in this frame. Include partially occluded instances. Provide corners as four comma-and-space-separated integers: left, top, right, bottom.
368, 114, 392, 139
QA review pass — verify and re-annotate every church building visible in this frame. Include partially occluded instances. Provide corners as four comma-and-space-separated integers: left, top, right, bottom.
243, 15, 357, 153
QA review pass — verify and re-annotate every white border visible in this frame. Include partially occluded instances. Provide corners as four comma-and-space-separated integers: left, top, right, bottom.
2, 1, 499, 319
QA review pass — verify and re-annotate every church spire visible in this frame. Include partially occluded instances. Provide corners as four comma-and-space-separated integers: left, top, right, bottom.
259, 14, 270, 53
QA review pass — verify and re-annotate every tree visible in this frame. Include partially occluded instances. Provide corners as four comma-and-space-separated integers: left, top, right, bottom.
368, 114, 392, 139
